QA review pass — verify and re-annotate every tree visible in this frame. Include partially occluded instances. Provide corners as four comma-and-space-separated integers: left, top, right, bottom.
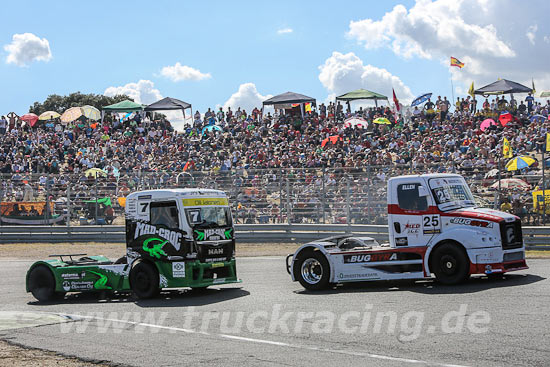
29, 92, 132, 115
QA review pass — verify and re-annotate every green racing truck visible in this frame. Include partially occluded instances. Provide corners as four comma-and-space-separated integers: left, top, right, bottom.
26, 188, 240, 302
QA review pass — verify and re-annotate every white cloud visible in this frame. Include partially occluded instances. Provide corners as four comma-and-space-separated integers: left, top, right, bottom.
318, 51, 415, 104
277, 28, 293, 35
160, 62, 211, 82
4, 33, 52, 67
348, 1, 515, 60
223, 83, 272, 112
526, 25, 538, 45
104, 80, 162, 105
347, 0, 550, 92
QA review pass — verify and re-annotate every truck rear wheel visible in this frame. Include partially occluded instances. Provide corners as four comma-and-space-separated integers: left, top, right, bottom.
130, 262, 159, 299
294, 250, 330, 290
28, 265, 59, 302
431, 243, 470, 285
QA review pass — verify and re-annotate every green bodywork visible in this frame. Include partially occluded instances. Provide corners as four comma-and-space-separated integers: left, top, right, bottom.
26, 256, 240, 294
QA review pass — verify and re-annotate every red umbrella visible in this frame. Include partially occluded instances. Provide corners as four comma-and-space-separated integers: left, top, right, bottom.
321, 135, 342, 147
499, 112, 513, 126
480, 118, 497, 131
20, 113, 39, 127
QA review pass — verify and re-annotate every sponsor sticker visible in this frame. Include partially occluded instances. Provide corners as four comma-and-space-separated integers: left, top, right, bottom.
134, 223, 183, 250
344, 253, 398, 263
395, 237, 408, 246
182, 198, 228, 207
61, 273, 80, 280
338, 272, 379, 280
68, 281, 94, 291
172, 262, 186, 278
450, 217, 493, 228
62, 281, 71, 292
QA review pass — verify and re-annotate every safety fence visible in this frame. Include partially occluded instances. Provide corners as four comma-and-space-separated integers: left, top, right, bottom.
0, 224, 548, 250
0, 165, 546, 228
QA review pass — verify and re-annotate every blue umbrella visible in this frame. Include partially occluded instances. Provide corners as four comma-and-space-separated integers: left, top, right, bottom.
201, 125, 222, 134
411, 93, 432, 107
530, 114, 547, 123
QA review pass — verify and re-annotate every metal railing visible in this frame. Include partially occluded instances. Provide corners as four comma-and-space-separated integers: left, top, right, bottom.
0, 165, 545, 228
0, 224, 547, 250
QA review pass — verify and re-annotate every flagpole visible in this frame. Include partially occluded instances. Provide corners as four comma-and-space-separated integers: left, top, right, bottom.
450, 73, 455, 107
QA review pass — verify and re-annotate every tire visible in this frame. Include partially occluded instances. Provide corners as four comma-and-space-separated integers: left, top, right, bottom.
28, 265, 57, 302
130, 261, 159, 299
294, 250, 330, 290
431, 243, 470, 285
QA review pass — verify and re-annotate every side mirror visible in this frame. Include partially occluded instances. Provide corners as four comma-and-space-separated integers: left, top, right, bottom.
418, 186, 429, 197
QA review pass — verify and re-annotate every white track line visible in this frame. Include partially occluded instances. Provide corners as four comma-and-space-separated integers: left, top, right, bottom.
60, 313, 469, 367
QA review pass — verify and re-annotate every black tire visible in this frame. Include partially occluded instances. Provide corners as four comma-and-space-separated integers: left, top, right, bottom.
431, 243, 470, 285
28, 265, 57, 302
293, 250, 330, 290
130, 261, 159, 299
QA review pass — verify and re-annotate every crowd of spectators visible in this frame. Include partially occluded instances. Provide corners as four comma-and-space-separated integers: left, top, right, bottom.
0, 91, 549, 225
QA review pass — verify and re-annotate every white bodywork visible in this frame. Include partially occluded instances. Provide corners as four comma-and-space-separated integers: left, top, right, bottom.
290, 174, 527, 284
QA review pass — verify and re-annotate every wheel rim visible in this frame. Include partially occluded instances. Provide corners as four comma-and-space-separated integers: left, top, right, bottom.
440, 254, 458, 275
301, 258, 323, 284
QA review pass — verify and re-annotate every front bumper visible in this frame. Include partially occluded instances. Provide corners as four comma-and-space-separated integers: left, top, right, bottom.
156, 259, 241, 288
469, 259, 528, 275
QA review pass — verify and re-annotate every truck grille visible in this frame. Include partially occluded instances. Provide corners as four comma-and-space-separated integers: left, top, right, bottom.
500, 220, 523, 250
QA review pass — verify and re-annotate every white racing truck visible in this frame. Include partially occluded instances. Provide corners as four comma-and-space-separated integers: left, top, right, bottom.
286, 174, 528, 290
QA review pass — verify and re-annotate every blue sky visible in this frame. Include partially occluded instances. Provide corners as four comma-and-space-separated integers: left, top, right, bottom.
1, 0, 547, 117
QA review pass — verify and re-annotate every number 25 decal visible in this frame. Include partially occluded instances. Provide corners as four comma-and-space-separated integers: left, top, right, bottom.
423, 215, 439, 227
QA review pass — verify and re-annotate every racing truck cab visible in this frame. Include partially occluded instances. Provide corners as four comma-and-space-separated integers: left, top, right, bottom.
26, 188, 240, 301
288, 174, 528, 290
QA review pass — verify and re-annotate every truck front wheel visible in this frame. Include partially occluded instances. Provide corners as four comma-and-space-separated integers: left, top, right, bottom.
294, 250, 330, 290
431, 243, 470, 285
130, 262, 159, 299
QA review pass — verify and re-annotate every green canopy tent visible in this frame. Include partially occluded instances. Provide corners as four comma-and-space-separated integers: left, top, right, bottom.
336, 89, 388, 108
101, 100, 144, 122
102, 100, 144, 112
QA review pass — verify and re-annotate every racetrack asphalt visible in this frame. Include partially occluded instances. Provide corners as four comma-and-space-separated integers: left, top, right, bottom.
0, 257, 548, 367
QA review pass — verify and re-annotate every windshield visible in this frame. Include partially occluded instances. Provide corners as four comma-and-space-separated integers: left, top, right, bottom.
428, 177, 476, 211
185, 206, 232, 228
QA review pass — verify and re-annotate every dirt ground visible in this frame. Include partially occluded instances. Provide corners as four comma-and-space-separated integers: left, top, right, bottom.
0, 339, 103, 367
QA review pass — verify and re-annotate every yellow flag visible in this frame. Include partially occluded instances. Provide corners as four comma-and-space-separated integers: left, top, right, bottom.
532, 78, 536, 95
503, 137, 512, 158
468, 81, 474, 98
546, 133, 550, 152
